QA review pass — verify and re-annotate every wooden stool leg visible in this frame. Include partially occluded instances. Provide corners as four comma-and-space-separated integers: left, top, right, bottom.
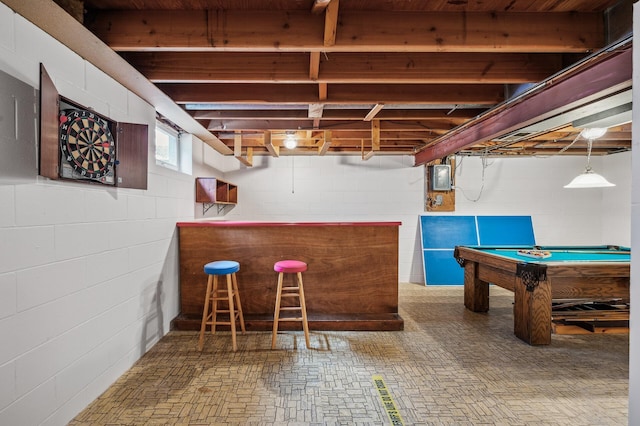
297, 272, 311, 349
226, 274, 237, 351
271, 272, 284, 349
232, 272, 246, 333
210, 275, 219, 335
198, 275, 213, 351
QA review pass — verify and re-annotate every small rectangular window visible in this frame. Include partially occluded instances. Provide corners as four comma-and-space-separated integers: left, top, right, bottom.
155, 117, 192, 175
155, 123, 179, 170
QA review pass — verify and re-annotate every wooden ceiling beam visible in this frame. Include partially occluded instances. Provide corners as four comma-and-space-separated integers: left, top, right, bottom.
194, 110, 310, 120
221, 142, 424, 151
209, 120, 454, 132
414, 48, 632, 165
318, 130, 332, 155
309, 52, 320, 80
263, 131, 280, 157
86, 10, 603, 53
219, 142, 427, 153
371, 119, 380, 151
124, 52, 566, 84
234, 132, 253, 166
160, 83, 504, 104
364, 104, 384, 122
323, 0, 339, 47
230, 147, 412, 155
192, 108, 483, 122
318, 82, 328, 100
372, 109, 483, 121
311, 0, 331, 14
216, 129, 446, 140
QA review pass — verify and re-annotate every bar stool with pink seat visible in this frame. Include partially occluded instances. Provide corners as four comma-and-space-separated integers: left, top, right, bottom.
271, 259, 310, 349
199, 260, 246, 352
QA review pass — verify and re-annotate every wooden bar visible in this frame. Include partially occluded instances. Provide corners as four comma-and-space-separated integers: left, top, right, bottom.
174, 221, 403, 331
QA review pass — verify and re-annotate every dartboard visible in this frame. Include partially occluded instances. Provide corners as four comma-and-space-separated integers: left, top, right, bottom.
59, 109, 115, 179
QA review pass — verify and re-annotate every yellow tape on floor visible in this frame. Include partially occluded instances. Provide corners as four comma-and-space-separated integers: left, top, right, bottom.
372, 375, 405, 426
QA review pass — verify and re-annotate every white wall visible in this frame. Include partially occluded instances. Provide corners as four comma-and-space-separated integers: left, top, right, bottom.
221, 155, 425, 282
454, 153, 631, 246
0, 4, 215, 425
207, 152, 630, 284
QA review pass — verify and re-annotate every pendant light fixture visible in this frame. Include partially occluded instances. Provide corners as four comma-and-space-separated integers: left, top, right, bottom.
564, 127, 615, 188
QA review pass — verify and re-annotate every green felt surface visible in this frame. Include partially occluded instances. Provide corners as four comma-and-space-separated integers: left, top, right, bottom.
465, 245, 630, 263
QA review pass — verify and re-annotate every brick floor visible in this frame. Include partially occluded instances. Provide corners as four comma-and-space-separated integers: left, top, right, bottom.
69, 283, 628, 425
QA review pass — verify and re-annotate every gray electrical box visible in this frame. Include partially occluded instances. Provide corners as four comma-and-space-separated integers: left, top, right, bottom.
431, 164, 451, 191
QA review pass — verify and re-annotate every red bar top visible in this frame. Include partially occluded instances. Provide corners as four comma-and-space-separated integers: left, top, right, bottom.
177, 221, 402, 227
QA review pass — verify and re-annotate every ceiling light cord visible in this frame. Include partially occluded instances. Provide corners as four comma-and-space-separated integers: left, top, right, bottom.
291, 156, 295, 194
557, 132, 581, 156
585, 138, 594, 172
454, 154, 491, 203
532, 132, 581, 159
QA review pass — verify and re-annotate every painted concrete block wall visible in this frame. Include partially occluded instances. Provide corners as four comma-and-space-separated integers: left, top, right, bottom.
220, 155, 425, 282
0, 4, 208, 425
206, 152, 630, 284
600, 152, 632, 245
453, 153, 631, 246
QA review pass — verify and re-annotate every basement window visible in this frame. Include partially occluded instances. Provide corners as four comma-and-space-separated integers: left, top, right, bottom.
154, 114, 192, 175
155, 122, 180, 170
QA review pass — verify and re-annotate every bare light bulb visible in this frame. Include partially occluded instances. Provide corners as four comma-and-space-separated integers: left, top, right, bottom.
284, 133, 297, 149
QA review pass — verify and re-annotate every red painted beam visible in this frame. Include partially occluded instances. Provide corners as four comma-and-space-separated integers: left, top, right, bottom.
414, 47, 632, 166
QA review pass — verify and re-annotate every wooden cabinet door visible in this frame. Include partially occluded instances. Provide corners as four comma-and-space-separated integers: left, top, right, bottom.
116, 122, 148, 189
39, 63, 60, 180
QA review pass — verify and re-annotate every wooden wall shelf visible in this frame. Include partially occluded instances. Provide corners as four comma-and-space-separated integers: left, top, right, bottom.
195, 177, 237, 205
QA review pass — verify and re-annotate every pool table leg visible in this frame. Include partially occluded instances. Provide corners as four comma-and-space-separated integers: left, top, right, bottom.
513, 277, 552, 345
463, 261, 489, 312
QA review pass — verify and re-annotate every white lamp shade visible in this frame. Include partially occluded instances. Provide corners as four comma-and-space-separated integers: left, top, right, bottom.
564, 169, 615, 188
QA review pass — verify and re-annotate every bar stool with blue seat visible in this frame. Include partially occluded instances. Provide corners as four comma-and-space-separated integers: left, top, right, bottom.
271, 259, 310, 349
199, 260, 246, 351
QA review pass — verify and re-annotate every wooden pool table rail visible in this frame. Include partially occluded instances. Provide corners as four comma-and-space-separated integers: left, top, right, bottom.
454, 245, 630, 345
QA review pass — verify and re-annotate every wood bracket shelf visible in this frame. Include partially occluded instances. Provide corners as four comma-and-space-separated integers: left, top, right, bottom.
195, 177, 237, 214
202, 202, 231, 215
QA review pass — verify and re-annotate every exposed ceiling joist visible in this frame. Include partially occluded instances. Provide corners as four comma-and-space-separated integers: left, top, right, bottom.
323, 0, 339, 47
121, 52, 568, 84
364, 104, 385, 122
311, 0, 331, 15
34, 0, 633, 158
159, 83, 505, 104
234, 132, 253, 166
85, 10, 604, 53
415, 46, 632, 165
319, 130, 331, 155
263, 131, 280, 157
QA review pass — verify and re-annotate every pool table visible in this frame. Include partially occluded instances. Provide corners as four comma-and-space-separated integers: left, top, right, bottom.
453, 245, 630, 345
